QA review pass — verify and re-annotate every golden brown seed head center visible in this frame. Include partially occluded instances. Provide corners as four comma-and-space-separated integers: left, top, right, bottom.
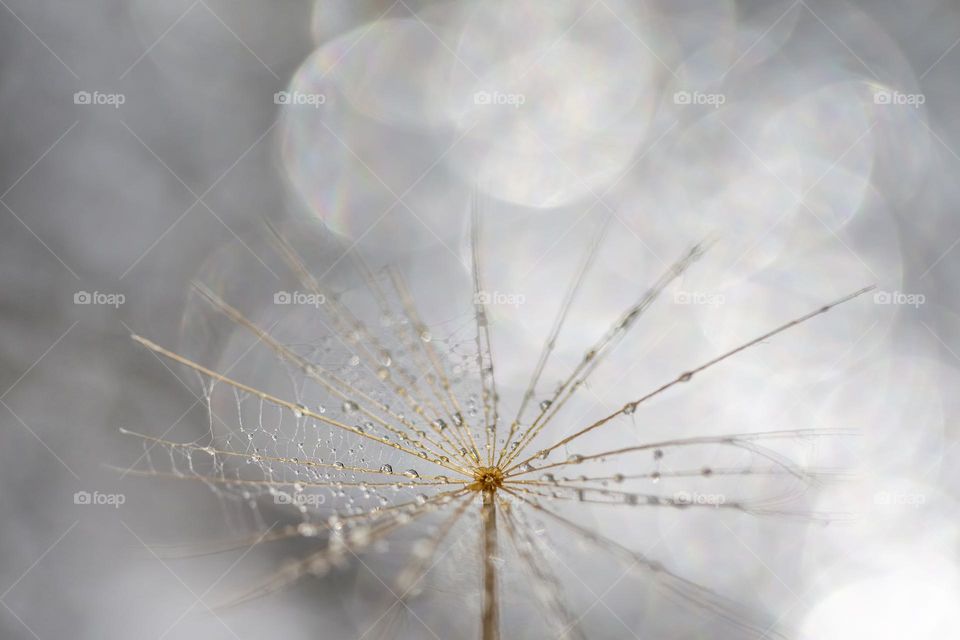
471, 466, 504, 492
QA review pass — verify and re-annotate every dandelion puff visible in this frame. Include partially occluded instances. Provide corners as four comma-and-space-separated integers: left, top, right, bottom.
121, 207, 873, 639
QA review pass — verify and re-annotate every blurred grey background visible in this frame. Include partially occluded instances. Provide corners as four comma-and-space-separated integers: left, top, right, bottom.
3, 1, 960, 638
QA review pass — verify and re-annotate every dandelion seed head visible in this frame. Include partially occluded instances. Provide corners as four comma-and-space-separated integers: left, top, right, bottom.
125, 213, 875, 639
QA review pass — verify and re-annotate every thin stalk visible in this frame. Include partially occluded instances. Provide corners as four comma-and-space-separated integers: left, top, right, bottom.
480, 490, 500, 640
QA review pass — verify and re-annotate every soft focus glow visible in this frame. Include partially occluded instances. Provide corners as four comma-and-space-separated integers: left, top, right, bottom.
803, 565, 960, 639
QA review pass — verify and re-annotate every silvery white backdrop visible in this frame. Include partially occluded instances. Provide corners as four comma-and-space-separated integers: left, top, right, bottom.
2, 1, 960, 639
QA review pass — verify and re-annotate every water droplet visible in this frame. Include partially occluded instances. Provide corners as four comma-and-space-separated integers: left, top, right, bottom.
540, 473, 556, 483
333, 462, 344, 470
623, 403, 636, 415
349, 526, 371, 546
651, 471, 660, 484
380, 464, 393, 474
419, 330, 432, 343
432, 418, 447, 431
298, 523, 319, 537
539, 399, 552, 411
653, 449, 663, 460
415, 494, 428, 505
342, 400, 359, 414
403, 469, 420, 479
567, 454, 584, 464
293, 403, 308, 418
519, 463, 534, 473
349, 355, 360, 367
